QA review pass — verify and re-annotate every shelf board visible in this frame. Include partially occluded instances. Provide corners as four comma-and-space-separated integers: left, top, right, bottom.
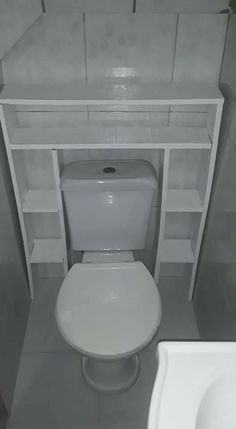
160, 239, 195, 263
22, 190, 58, 213
10, 126, 212, 150
166, 189, 203, 212
0, 82, 224, 105
30, 239, 64, 263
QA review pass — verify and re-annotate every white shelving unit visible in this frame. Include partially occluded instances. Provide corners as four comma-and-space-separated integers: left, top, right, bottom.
0, 83, 223, 299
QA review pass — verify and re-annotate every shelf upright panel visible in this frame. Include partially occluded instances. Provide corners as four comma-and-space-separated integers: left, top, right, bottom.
51, 150, 68, 277
0, 105, 34, 298
154, 148, 170, 283
188, 102, 224, 299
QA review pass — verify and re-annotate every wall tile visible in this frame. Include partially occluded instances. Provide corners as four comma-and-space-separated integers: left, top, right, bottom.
45, 0, 133, 12
0, 61, 3, 86
173, 14, 227, 84
86, 14, 177, 83
136, 0, 228, 13
2, 14, 86, 85
221, 15, 236, 88
0, 0, 42, 59
0, 129, 30, 411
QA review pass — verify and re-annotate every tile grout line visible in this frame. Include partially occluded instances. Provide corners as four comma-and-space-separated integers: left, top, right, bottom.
22, 350, 77, 355
41, 0, 46, 13
219, 14, 230, 83
168, 13, 179, 127
83, 12, 88, 87
83, 12, 90, 131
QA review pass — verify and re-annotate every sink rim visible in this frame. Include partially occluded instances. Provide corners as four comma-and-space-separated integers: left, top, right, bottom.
148, 341, 236, 429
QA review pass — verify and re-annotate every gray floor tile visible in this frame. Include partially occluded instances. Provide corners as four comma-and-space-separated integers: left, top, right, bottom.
97, 351, 157, 429
7, 353, 99, 429
23, 278, 74, 353
159, 276, 199, 337
147, 276, 199, 351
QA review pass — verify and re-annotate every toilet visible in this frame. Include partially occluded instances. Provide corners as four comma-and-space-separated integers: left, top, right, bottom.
56, 159, 162, 393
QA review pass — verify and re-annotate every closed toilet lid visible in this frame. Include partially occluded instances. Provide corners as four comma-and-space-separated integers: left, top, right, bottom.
56, 261, 162, 359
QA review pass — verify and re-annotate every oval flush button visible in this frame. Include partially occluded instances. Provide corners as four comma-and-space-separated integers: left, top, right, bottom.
103, 167, 116, 173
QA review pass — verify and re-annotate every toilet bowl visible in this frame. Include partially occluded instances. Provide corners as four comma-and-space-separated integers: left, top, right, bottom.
56, 254, 161, 393
56, 159, 162, 392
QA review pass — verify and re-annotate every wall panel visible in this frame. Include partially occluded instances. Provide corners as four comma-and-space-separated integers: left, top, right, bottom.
2, 14, 86, 85
84, 14, 177, 83
173, 14, 227, 84
136, 0, 228, 13
0, 0, 42, 59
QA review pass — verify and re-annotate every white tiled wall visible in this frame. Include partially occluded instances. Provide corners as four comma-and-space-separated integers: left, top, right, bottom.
43, 0, 228, 13
85, 14, 177, 83
2, 14, 86, 85
2, 13, 227, 86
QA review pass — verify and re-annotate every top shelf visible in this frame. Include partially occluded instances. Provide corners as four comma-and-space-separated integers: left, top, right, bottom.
0, 83, 224, 106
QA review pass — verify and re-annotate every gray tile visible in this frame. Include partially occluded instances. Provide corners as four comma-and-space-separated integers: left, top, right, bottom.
45, 0, 133, 12
0, 0, 42, 58
2, 14, 86, 85
8, 352, 157, 429
136, 0, 228, 13
23, 278, 74, 353
221, 15, 236, 89
159, 276, 200, 337
173, 14, 227, 84
147, 276, 200, 351
7, 353, 99, 429
86, 14, 177, 83
98, 351, 157, 429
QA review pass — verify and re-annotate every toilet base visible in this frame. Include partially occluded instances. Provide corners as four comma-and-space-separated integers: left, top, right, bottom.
82, 355, 140, 393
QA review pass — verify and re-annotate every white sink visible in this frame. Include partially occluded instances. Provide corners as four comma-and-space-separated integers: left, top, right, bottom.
148, 342, 236, 429
196, 369, 236, 429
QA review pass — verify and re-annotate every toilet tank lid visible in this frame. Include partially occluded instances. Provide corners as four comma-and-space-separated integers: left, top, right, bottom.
60, 160, 157, 191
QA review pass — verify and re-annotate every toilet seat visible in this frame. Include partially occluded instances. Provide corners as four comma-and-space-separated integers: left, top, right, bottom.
56, 261, 161, 359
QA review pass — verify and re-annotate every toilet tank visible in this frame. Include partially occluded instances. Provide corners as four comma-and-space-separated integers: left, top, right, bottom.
60, 160, 157, 251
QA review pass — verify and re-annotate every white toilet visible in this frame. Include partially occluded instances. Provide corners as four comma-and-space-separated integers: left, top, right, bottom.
56, 159, 162, 393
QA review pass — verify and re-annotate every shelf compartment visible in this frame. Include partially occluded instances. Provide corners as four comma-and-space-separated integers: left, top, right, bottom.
160, 239, 194, 263
22, 190, 58, 213
166, 189, 203, 212
10, 126, 212, 150
168, 149, 211, 204
30, 239, 64, 263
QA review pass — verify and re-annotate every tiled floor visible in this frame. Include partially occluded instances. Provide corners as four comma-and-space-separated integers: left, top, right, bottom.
7, 276, 199, 429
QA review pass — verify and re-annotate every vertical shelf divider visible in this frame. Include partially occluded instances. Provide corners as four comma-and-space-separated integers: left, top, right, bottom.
188, 102, 224, 299
154, 148, 170, 282
0, 105, 34, 298
51, 149, 68, 277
